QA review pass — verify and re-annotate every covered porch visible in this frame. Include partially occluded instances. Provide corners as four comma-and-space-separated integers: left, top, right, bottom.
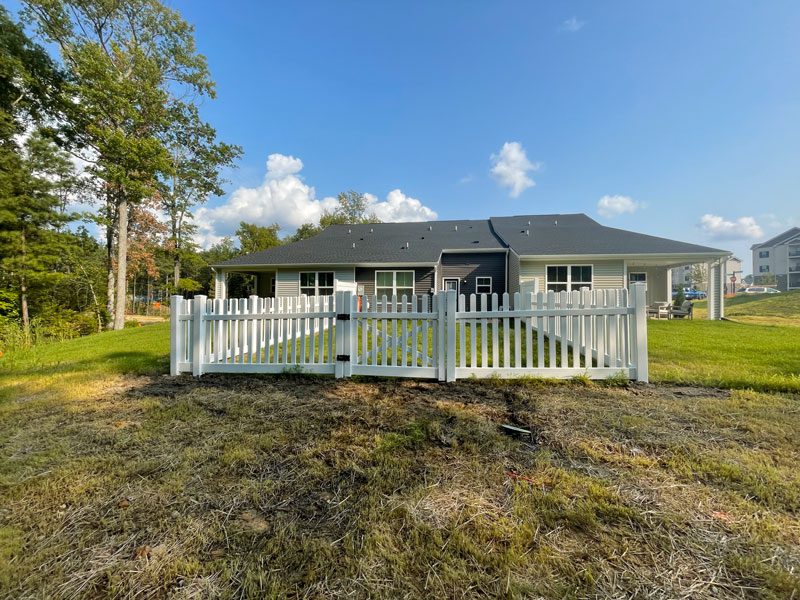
625, 254, 729, 320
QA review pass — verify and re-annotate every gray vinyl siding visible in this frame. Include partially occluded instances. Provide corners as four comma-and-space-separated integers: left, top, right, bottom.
520, 259, 625, 289
275, 267, 355, 297
628, 266, 670, 304
439, 252, 507, 296
276, 269, 301, 297
355, 267, 435, 297
507, 251, 520, 295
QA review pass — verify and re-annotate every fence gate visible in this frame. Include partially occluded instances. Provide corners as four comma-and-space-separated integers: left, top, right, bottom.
171, 283, 648, 382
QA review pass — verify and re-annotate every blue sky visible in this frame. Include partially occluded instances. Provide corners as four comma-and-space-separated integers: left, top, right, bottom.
14, 1, 800, 271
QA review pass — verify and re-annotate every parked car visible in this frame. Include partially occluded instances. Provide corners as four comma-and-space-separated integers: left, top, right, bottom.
743, 286, 781, 294
673, 288, 706, 300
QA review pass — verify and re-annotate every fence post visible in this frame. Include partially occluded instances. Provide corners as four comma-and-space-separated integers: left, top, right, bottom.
436, 292, 445, 381
192, 295, 207, 377
170, 295, 184, 376
347, 291, 357, 377
334, 291, 346, 378
445, 289, 457, 382
631, 283, 648, 382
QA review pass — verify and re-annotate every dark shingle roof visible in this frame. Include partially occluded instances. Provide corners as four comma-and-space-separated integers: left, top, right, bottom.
216, 220, 505, 267
750, 227, 800, 250
490, 214, 728, 256
216, 213, 730, 268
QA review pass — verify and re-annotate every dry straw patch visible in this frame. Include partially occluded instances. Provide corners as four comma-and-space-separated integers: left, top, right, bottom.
0, 371, 798, 598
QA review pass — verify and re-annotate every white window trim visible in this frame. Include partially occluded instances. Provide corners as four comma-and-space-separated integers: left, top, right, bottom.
375, 270, 415, 298
299, 271, 335, 296
475, 276, 492, 294
545, 264, 593, 292
628, 272, 647, 291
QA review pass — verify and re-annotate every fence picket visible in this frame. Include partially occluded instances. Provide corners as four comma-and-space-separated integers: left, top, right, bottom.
171, 287, 645, 381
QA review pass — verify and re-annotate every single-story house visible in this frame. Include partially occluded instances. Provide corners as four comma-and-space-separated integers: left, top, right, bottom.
212, 213, 732, 319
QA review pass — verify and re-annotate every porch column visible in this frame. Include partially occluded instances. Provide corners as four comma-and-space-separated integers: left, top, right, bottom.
706, 260, 724, 320
214, 270, 227, 300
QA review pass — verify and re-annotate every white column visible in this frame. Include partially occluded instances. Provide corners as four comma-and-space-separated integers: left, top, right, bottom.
214, 270, 227, 300
707, 261, 724, 320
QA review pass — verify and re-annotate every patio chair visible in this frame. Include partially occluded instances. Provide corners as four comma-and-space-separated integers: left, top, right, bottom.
670, 300, 693, 319
647, 302, 671, 319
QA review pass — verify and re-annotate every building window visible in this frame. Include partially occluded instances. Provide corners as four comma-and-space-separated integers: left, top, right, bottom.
759, 250, 770, 258
629, 272, 647, 287
300, 271, 334, 296
375, 270, 414, 298
546, 265, 592, 293
476, 277, 492, 295
759, 265, 770, 273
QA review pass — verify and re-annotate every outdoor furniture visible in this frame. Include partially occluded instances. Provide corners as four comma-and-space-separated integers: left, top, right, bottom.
647, 302, 672, 319
670, 300, 693, 319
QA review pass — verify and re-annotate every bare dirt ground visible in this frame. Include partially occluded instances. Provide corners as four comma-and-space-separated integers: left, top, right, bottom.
1, 374, 798, 598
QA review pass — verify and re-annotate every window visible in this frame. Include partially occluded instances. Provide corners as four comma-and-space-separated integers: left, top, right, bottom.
476, 277, 492, 295
759, 250, 770, 258
628, 272, 647, 284
375, 270, 414, 298
759, 265, 770, 273
546, 265, 592, 293
300, 271, 334, 296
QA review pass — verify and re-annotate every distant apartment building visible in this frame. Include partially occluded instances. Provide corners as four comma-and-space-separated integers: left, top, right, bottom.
751, 227, 800, 290
670, 256, 742, 292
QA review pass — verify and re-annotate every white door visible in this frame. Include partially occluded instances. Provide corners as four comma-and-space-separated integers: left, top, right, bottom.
443, 278, 459, 294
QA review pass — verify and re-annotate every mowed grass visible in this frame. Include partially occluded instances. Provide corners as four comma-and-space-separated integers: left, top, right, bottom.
693, 289, 800, 326
650, 291, 800, 392
0, 317, 798, 597
649, 319, 800, 392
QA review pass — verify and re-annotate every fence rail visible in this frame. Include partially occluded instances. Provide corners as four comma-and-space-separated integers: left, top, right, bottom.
170, 283, 648, 381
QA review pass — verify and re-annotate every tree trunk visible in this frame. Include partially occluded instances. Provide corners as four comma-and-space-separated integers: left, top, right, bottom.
19, 229, 30, 342
113, 195, 128, 330
173, 255, 180, 291
105, 197, 115, 329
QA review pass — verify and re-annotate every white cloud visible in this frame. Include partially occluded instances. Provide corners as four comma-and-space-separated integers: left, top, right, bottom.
699, 214, 763, 241
597, 195, 642, 218
559, 17, 585, 33
193, 153, 437, 248
490, 141, 540, 198
365, 189, 437, 222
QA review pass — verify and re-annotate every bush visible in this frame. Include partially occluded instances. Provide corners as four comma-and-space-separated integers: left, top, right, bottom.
673, 288, 686, 307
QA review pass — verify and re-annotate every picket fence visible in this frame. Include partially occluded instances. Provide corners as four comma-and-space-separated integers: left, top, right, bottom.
170, 283, 648, 382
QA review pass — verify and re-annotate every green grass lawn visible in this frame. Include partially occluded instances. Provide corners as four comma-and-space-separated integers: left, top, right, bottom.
693, 289, 800, 326
0, 323, 798, 598
649, 319, 800, 392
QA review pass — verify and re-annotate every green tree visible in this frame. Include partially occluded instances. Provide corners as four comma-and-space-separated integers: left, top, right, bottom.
286, 222, 322, 243
24, 0, 218, 329
236, 222, 281, 255
0, 132, 75, 338
689, 264, 706, 290
160, 103, 241, 289
318, 190, 379, 228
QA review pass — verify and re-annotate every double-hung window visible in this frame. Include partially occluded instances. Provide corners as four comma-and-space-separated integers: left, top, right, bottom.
759, 250, 770, 258
300, 271, 334, 296
475, 277, 492, 295
546, 265, 592, 293
375, 270, 414, 298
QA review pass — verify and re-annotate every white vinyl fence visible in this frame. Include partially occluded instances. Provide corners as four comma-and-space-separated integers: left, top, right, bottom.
171, 283, 648, 381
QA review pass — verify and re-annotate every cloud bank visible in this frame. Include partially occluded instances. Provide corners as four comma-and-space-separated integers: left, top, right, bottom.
490, 142, 540, 198
699, 214, 763, 241
194, 154, 437, 248
597, 195, 642, 218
